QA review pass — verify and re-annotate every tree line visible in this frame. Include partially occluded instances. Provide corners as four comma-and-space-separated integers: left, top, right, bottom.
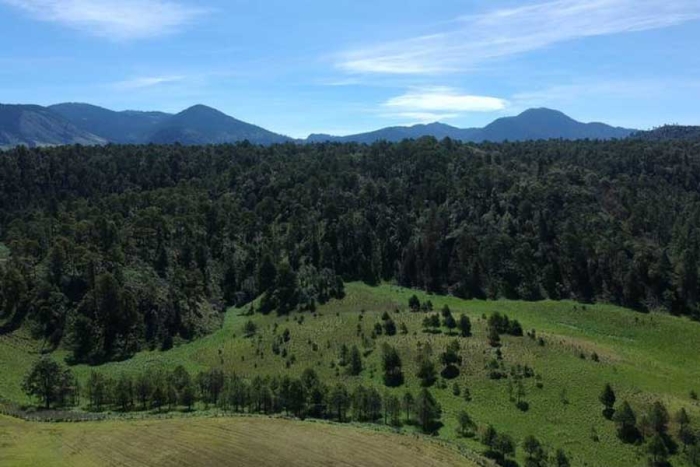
22, 358, 442, 434
2, 138, 700, 363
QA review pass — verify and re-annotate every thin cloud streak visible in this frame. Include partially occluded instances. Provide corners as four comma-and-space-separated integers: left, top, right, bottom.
1, 0, 206, 40
112, 75, 186, 90
337, 0, 700, 74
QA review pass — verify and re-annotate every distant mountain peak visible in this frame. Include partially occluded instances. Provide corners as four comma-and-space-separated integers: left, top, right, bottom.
305, 108, 634, 144
179, 104, 224, 115
1, 103, 639, 149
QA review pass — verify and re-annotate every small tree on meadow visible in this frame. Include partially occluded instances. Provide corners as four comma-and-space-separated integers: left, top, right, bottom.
244, 320, 257, 338
613, 401, 641, 444
554, 449, 571, 467
647, 434, 669, 467
600, 383, 616, 419
457, 409, 476, 437
414, 388, 441, 433
458, 314, 472, 337
381, 343, 404, 387
22, 357, 75, 410
347, 345, 363, 376
676, 408, 696, 450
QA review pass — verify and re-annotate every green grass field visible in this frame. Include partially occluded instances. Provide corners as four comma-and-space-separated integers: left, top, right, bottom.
2, 282, 699, 466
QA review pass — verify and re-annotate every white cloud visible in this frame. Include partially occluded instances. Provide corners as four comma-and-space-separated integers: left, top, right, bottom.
337, 0, 700, 74
382, 87, 508, 112
1, 0, 206, 40
376, 87, 507, 123
112, 75, 186, 89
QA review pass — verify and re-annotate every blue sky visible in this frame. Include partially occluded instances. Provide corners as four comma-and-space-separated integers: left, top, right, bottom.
1, 0, 699, 138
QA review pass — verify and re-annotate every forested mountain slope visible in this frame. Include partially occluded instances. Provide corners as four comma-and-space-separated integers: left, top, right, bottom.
1, 138, 699, 364
0, 104, 105, 148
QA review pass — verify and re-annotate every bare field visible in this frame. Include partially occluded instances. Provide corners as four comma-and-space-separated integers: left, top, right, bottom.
0, 415, 475, 467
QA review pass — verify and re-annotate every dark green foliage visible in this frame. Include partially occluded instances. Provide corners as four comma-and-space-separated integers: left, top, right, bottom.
347, 345, 363, 376
439, 340, 462, 379
422, 314, 441, 333
649, 401, 670, 436
329, 383, 350, 422
676, 408, 696, 449
414, 388, 442, 434
647, 434, 670, 467
22, 358, 77, 409
408, 295, 421, 311
458, 314, 472, 337
383, 318, 397, 336
482, 425, 516, 466
243, 320, 257, 338
416, 343, 437, 387
554, 449, 571, 467
4, 138, 700, 365
600, 384, 616, 419
613, 401, 642, 444
381, 343, 404, 387
457, 409, 476, 437
523, 435, 547, 467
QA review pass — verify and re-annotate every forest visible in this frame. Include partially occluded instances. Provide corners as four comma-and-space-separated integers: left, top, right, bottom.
1, 137, 700, 364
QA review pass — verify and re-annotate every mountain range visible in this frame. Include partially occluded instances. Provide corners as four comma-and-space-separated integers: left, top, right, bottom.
0, 103, 645, 149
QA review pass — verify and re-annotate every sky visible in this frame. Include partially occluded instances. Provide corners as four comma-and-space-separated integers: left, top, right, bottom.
1, 0, 699, 138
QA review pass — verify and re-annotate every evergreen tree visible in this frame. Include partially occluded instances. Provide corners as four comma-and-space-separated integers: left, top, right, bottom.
457, 410, 476, 437
414, 388, 441, 434
613, 401, 641, 443
458, 314, 472, 337
347, 345, 363, 376
600, 383, 616, 419
381, 344, 404, 387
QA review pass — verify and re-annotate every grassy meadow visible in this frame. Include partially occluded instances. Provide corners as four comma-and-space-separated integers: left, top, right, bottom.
1, 282, 700, 466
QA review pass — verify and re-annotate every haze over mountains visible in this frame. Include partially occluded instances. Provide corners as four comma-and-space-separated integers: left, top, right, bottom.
0, 102, 652, 149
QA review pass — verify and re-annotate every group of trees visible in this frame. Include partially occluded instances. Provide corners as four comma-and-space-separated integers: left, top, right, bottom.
600, 384, 700, 466
22, 358, 443, 433
3, 138, 700, 364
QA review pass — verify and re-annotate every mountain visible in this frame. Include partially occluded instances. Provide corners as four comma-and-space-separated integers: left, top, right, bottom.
307, 122, 480, 144
307, 108, 635, 144
0, 104, 639, 149
49, 103, 171, 144
0, 104, 105, 149
146, 105, 291, 145
476, 108, 635, 141
630, 125, 700, 141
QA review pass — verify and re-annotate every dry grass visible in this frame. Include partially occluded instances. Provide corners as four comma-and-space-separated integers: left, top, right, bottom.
0, 415, 475, 467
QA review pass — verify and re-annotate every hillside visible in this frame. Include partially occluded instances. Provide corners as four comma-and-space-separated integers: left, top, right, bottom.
0, 104, 105, 148
147, 105, 291, 145
1, 283, 699, 466
2, 139, 700, 466
631, 125, 700, 142
49, 103, 171, 144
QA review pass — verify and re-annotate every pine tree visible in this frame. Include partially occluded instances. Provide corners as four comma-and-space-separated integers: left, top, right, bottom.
458, 314, 472, 337
347, 345, 363, 376
599, 383, 616, 419
414, 388, 441, 433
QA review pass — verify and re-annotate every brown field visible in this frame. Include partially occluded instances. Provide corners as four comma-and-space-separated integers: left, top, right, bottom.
0, 414, 477, 467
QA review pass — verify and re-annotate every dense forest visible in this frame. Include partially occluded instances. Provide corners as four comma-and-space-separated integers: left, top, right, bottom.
1, 138, 700, 363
